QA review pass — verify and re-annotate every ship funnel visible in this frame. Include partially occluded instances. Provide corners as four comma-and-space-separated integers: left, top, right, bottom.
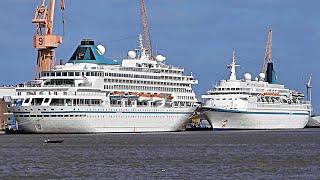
266, 62, 277, 83
81, 39, 95, 45
68, 39, 118, 65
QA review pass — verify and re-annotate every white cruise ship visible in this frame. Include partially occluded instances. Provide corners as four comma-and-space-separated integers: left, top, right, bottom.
201, 52, 311, 130
10, 37, 199, 133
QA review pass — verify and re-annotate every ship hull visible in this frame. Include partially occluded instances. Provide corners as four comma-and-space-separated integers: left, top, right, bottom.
13, 106, 194, 133
204, 108, 309, 130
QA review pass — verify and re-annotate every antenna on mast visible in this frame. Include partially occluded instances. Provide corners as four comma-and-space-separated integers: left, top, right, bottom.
140, 0, 153, 58
262, 28, 272, 74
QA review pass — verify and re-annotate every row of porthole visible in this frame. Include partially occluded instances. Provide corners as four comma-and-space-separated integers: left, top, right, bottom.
16, 114, 178, 119
16, 108, 188, 114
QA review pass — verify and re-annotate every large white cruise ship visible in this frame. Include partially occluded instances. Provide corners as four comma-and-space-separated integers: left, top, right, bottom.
201, 52, 311, 130
10, 37, 199, 133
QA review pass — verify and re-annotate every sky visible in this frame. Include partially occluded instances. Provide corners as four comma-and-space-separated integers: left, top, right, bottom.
0, 0, 320, 113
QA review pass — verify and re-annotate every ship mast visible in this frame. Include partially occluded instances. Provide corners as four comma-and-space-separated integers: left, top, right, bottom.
306, 74, 312, 103
227, 51, 240, 81
140, 0, 153, 58
262, 29, 272, 74
306, 74, 312, 116
32, 0, 65, 78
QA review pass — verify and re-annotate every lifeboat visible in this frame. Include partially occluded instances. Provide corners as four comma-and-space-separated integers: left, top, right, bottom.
138, 92, 153, 101
167, 94, 174, 100
259, 92, 280, 97
112, 91, 124, 95
152, 93, 164, 101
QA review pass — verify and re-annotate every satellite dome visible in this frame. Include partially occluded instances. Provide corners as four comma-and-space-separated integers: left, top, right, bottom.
96, 45, 106, 55
128, 51, 136, 59
244, 73, 252, 81
255, 77, 259, 81
259, 73, 266, 80
156, 55, 166, 62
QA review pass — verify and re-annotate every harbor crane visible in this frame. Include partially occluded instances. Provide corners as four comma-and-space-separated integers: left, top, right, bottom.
262, 29, 272, 74
32, 0, 65, 78
140, 0, 153, 58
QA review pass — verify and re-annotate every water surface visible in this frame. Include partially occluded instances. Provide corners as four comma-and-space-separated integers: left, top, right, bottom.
0, 129, 319, 179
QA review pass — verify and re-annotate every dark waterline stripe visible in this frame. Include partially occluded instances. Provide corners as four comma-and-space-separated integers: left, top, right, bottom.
208, 108, 309, 115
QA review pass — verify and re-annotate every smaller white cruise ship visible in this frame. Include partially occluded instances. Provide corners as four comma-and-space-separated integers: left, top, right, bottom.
201, 52, 311, 130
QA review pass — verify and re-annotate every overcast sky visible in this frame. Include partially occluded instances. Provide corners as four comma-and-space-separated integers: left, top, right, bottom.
1, 0, 319, 113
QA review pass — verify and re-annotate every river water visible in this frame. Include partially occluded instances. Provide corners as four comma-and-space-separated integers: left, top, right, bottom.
0, 129, 320, 179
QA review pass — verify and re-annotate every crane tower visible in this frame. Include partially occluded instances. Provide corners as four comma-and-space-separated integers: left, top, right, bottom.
32, 0, 65, 78
262, 29, 272, 74
140, 0, 153, 58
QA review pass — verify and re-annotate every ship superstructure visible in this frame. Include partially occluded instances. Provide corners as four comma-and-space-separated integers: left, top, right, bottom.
201, 52, 311, 130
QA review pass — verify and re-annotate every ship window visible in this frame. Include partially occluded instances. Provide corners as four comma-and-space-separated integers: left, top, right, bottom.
75, 72, 80, 76
68, 72, 74, 76
63, 72, 67, 76
51, 72, 55, 76
24, 98, 30, 103
56, 72, 62, 76
44, 98, 50, 103
86, 72, 90, 76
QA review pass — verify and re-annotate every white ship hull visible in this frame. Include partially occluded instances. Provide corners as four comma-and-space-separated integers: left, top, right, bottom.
13, 106, 195, 133
204, 108, 309, 130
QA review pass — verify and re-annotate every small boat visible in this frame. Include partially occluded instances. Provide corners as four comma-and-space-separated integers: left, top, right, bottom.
44, 138, 64, 143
